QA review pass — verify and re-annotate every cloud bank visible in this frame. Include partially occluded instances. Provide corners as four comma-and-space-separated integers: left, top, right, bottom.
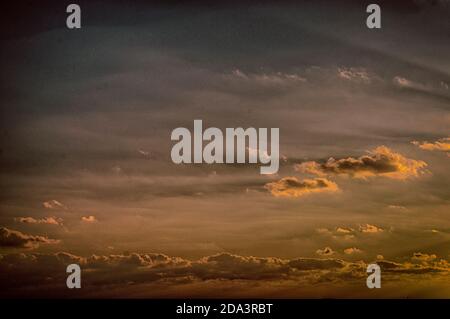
0, 251, 448, 298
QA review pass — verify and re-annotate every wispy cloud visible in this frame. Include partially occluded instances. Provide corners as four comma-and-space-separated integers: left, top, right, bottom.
15, 216, 63, 226
230, 69, 307, 87
337, 67, 371, 83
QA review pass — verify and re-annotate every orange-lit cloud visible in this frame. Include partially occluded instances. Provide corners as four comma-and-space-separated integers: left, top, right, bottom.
344, 247, 363, 255
412, 137, 450, 154
336, 227, 353, 234
264, 177, 339, 198
359, 224, 383, 233
296, 146, 427, 179
81, 216, 97, 223
412, 252, 437, 263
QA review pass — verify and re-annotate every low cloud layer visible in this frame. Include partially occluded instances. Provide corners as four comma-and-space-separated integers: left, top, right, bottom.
0, 251, 448, 298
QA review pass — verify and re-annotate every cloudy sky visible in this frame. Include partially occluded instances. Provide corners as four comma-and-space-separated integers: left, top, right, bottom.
0, 0, 449, 298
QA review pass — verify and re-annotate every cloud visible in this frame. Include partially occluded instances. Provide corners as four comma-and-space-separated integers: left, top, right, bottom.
337, 67, 371, 83
377, 254, 450, 274
192, 253, 288, 280
393, 76, 419, 89
264, 177, 339, 198
15, 216, 63, 226
336, 227, 353, 234
387, 205, 408, 212
316, 247, 335, 256
0, 251, 448, 298
344, 247, 363, 255
81, 216, 97, 223
230, 69, 307, 87
316, 227, 355, 240
359, 224, 384, 233
0, 227, 60, 249
412, 137, 450, 154
42, 200, 66, 210
317, 225, 385, 238
412, 252, 437, 263
296, 146, 427, 179
392, 76, 450, 101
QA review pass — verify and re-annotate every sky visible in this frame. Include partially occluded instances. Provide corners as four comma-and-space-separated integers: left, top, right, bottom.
0, 0, 449, 298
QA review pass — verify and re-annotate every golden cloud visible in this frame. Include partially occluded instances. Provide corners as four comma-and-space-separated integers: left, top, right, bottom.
359, 224, 383, 233
296, 146, 427, 179
412, 252, 437, 263
264, 177, 339, 198
81, 216, 97, 223
336, 227, 353, 234
412, 137, 450, 153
